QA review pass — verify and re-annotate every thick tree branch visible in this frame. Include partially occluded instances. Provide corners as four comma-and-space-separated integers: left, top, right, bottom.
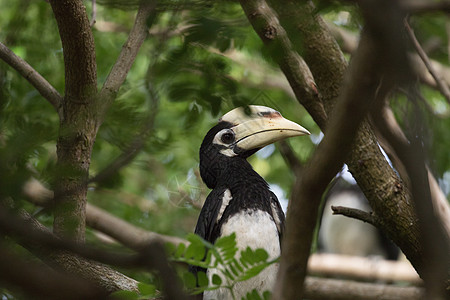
371, 100, 450, 298
0, 206, 188, 299
239, 0, 328, 129
98, 2, 156, 123
369, 104, 450, 239
0, 41, 62, 115
0, 246, 108, 300
270, 0, 410, 298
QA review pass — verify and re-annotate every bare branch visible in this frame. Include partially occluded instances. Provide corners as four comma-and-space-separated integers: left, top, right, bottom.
304, 276, 424, 300
404, 19, 450, 104
90, 0, 97, 27
87, 203, 188, 248
98, 2, 157, 121
22, 178, 187, 248
278, 141, 303, 176
308, 253, 422, 284
331, 205, 377, 226
0, 41, 62, 114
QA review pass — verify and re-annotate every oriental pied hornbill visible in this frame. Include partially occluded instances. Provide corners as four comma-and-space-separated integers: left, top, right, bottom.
193, 105, 310, 299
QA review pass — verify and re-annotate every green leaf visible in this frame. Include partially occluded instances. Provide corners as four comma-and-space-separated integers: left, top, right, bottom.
197, 271, 209, 287
183, 271, 198, 289
137, 282, 156, 296
253, 248, 269, 262
211, 274, 222, 286
185, 235, 206, 260
174, 242, 186, 258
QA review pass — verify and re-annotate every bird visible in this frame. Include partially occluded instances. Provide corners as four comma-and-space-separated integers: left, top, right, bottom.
192, 105, 310, 299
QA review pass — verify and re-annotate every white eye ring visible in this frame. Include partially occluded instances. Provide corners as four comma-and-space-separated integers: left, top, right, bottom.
220, 130, 235, 144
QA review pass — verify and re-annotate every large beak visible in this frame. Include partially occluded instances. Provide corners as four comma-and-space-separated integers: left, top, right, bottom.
221, 105, 310, 151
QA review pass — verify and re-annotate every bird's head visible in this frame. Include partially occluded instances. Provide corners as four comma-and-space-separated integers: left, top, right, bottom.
199, 105, 310, 188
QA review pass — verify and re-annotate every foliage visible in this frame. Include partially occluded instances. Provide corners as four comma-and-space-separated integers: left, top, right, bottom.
168, 233, 277, 299
1, 0, 450, 298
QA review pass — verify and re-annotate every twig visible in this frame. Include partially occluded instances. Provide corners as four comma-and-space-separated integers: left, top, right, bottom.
329, 21, 450, 103
331, 205, 377, 226
0, 41, 62, 115
90, 0, 97, 27
89, 98, 158, 185
404, 19, 450, 104
278, 141, 303, 176
98, 1, 157, 121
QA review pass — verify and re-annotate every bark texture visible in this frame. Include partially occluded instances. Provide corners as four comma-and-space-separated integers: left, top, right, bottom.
49, 0, 98, 242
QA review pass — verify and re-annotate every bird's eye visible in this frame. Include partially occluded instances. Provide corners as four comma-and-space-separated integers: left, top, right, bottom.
221, 130, 235, 144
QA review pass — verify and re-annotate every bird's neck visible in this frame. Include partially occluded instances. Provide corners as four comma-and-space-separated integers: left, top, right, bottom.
219, 158, 266, 188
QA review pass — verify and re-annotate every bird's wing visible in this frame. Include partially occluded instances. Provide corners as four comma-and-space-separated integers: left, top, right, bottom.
269, 191, 285, 244
194, 187, 227, 243
191, 187, 227, 276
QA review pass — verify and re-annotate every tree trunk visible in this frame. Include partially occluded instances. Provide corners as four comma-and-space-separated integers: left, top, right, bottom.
49, 0, 98, 242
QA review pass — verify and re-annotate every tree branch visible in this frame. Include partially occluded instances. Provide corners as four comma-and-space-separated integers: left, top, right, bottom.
303, 276, 424, 300
328, 21, 450, 101
369, 104, 450, 239
331, 205, 377, 226
308, 253, 421, 284
278, 141, 303, 176
404, 19, 450, 104
98, 1, 157, 122
0, 205, 188, 299
238, 0, 328, 129
0, 41, 62, 115
0, 246, 108, 300
401, 0, 450, 14
371, 98, 450, 297
270, 0, 410, 297
22, 178, 187, 248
